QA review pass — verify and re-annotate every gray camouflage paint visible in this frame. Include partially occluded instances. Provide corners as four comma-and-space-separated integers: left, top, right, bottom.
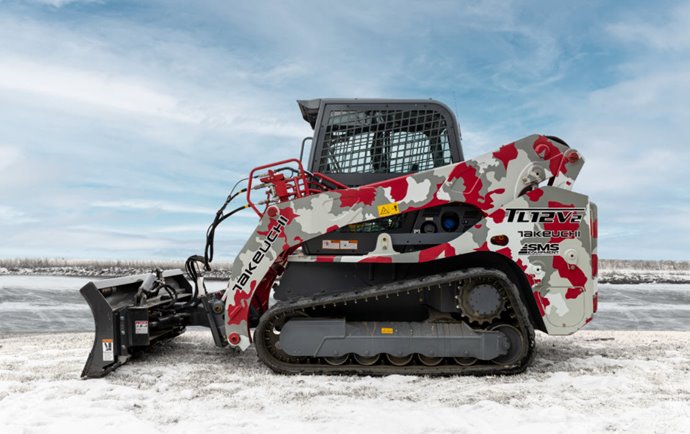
222, 135, 597, 349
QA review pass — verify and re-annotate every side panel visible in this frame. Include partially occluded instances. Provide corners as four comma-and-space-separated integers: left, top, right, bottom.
224, 135, 586, 348
483, 189, 596, 334
290, 188, 596, 335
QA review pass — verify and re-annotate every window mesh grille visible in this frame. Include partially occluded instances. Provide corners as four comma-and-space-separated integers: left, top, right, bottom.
317, 108, 452, 174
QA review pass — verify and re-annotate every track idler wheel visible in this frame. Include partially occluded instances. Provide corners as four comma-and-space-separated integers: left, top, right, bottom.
261, 312, 307, 364
490, 324, 525, 366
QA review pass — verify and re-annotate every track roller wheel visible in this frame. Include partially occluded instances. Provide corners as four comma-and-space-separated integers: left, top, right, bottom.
453, 357, 477, 366
490, 324, 525, 366
386, 354, 414, 366
353, 354, 380, 366
417, 354, 443, 366
324, 355, 349, 366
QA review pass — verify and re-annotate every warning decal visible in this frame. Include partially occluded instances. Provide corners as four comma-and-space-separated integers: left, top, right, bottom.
322, 239, 359, 250
102, 338, 114, 362
135, 320, 149, 335
377, 202, 400, 217
340, 240, 358, 249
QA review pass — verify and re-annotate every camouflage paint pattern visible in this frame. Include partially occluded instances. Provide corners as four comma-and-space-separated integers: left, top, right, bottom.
222, 135, 597, 349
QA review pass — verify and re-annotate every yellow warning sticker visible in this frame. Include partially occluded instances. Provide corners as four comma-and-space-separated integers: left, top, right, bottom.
377, 202, 400, 217
380, 327, 394, 335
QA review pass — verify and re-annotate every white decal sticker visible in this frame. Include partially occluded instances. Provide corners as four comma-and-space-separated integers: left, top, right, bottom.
135, 320, 149, 335
340, 240, 358, 249
322, 239, 359, 250
323, 240, 340, 249
102, 339, 114, 362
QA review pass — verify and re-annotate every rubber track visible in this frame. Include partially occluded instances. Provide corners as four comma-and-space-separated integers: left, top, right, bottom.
254, 268, 536, 376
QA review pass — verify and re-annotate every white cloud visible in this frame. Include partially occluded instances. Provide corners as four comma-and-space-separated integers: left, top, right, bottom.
0, 206, 37, 224
91, 200, 216, 215
0, 57, 196, 122
30, 0, 102, 7
0, 2, 688, 260
608, 3, 690, 51
152, 222, 258, 235
0, 146, 23, 171
150, 224, 208, 234
0, 15, 313, 144
0, 206, 24, 221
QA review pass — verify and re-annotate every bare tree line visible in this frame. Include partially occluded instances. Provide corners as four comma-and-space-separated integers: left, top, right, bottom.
600, 259, 690, 271
1, 257, 688, 270
0, 258, 232, 269
1, 258, 689, 284
0, 256, 688, 278
0, 258, 183, 269
0, 258, 233, 279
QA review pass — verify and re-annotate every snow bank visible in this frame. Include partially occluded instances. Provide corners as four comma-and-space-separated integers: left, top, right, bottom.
1, 331, 688, 433
599, 268, 690, 284
0, 275, 94, 291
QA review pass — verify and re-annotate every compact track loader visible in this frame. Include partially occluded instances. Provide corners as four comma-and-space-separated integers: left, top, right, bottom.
80, 99, 598, 377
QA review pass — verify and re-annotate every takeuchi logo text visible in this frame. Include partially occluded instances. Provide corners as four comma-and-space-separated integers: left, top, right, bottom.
232, 215, 289, 293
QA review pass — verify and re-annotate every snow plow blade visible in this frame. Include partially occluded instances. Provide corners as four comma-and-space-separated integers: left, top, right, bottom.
80, 270, 204, 378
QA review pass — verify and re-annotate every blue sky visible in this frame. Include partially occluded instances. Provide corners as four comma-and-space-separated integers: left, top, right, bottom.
0, 0, 688, 261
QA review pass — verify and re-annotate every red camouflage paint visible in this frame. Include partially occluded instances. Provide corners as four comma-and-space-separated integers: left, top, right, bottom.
552, 255, 587, 287
488, 208, 505, 224
526, 188, 544, 202
533, 291, 548, 316
533, 136, 567, 176
544, 201, 579, 243
383, 177, 409, 202
338, 188, 376, 207
565, 287, 584, 299
418, 242, 456, 262
492, 142, 518, 169
227, 282, 254, 325
358, 256, 394, 263
495, 247, 512, 257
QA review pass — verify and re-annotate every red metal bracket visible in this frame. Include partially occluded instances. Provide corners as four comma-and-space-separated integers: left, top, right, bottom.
246, 161, 349, 217
246, 159, 310, 216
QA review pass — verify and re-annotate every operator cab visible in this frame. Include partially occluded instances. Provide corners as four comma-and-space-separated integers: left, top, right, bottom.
293, 99, 477, 259
298, 99, 464, 187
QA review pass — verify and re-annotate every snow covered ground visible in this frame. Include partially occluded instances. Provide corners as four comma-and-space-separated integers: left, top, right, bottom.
1, 275, 688, 432
0, 331, 688, 433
